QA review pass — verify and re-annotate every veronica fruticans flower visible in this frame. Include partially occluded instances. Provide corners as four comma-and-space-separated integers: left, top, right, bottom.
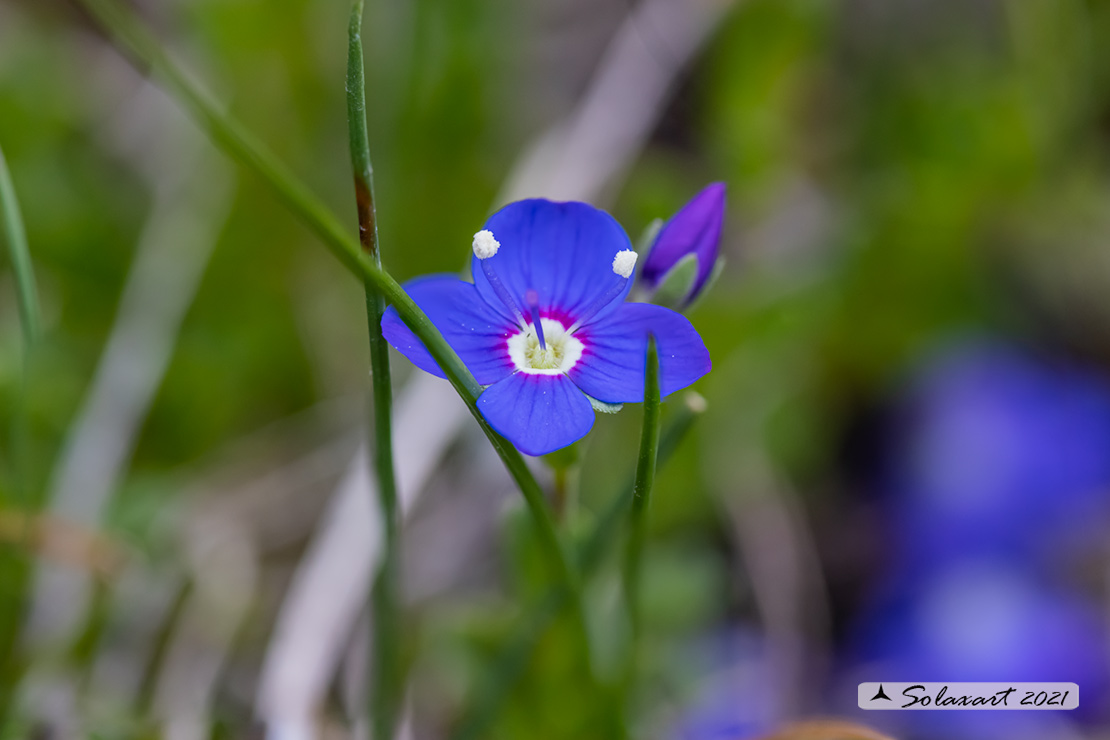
382, 199, 711, 456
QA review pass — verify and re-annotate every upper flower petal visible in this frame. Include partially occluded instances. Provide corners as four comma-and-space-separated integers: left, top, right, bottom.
472, 199, 634, 325
381, 275, 518, 385
568, 302, 711, 403
477, 372, 595, 456
641, 182, 726, 302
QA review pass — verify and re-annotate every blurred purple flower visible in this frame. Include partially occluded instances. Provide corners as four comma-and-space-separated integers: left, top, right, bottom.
886, 342, 1110, 569
855, 563, 1106, 684
382, 199, 711, 456
641, 183, 726, 305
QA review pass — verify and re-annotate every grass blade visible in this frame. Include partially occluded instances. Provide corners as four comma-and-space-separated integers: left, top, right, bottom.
0, 142, 41, 346
346, 2, 403, 737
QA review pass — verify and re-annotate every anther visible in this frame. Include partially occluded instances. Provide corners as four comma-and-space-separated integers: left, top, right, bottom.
612, 249, 637, 278
472, 230, 500, 259
525, 289, 546, 349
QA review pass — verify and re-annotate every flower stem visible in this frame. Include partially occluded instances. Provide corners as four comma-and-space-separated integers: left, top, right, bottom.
621, 336, 661, 685
73, 0, 591, 692
346, 3, 402, 738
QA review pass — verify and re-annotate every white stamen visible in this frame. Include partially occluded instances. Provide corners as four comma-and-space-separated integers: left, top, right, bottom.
472, 229, 500, 259
612, 249, 637, 278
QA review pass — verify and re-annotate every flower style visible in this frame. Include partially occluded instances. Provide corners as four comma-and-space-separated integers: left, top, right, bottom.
382, 199, 711, 456
640, 182, 726, 306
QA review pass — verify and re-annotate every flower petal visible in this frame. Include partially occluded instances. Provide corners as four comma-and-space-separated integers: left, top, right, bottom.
477, 373, 595, 456
382, 275, 517, 385
472, 199, 634, 325
569, 302, 711, 403
641, 182, 726, 302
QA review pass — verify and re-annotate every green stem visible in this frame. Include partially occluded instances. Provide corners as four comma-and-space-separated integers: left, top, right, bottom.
73, 0, 591, 695
346, 3, 402, 738
77, 0, 366, 282
621, 336, 661, 684
451, 389, 703, 740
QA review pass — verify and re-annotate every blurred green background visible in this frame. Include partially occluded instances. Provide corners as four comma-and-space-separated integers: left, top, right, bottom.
3, 0, 1110, 738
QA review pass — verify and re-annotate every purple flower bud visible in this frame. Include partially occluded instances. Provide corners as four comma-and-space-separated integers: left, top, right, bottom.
641, 182, 726, 304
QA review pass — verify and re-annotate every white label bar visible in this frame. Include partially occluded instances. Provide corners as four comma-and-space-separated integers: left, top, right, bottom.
858, 683, 1079, 710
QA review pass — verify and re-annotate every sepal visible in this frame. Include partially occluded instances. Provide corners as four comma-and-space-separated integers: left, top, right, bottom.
586, 394, 623, 414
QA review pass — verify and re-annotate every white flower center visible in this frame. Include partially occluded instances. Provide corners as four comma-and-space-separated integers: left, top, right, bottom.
507, 318, 584, 375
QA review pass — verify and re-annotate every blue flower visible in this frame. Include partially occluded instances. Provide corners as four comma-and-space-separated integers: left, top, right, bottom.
640, 182, 726, 305
382, 199, 711, 456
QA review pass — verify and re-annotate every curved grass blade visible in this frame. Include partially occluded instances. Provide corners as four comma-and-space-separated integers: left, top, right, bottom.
0, 142, 41, 346
71, 0, 574, 592
73, 0, 592, 699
